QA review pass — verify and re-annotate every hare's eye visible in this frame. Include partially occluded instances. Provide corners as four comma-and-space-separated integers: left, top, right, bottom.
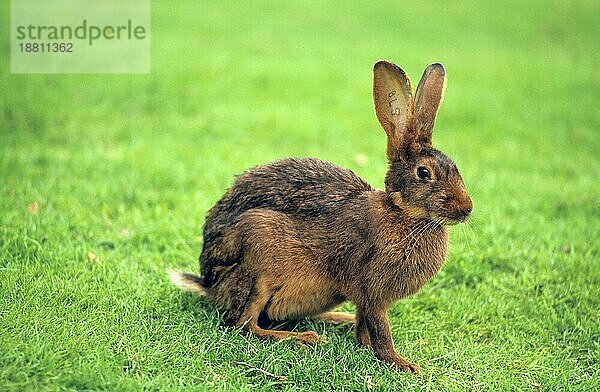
417, 166, 431, 180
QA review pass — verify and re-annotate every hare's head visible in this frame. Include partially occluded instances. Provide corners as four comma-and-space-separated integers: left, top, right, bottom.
373, 61, 472, 225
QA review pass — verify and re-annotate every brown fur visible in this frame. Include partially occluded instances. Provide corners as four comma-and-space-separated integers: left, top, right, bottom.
170, 60, 473, 374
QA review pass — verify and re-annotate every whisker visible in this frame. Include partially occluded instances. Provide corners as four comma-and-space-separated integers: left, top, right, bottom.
399, 219, 428, 245
459, 224, 470, 250
464, 220, 477, 248
412, 220, 434, 241
405, 219, 438, 258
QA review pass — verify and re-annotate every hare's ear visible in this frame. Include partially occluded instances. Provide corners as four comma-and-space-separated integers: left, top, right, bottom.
373, 60, 414, 162
413, 63, 446, 147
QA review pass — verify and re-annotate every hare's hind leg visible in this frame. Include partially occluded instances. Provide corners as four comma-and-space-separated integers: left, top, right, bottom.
234, 279, 323, 345
312, 312, 355, 325
225, 208, 326, 344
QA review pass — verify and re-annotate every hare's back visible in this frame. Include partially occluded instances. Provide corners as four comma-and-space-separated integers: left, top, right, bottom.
212, 157, 373, 221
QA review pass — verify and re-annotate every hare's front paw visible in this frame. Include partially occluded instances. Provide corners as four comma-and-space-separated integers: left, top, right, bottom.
393, 357, 421, 374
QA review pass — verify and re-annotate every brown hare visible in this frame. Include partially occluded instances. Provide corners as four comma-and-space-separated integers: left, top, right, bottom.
170, 60, 473, 374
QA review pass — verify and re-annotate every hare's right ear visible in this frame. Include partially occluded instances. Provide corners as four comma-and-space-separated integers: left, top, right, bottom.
373, 60, 414, 162
413, 63, 446, 148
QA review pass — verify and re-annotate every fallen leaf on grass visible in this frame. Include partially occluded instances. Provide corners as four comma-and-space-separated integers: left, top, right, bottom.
27, 202, 39, 215
88, 251, 98, 262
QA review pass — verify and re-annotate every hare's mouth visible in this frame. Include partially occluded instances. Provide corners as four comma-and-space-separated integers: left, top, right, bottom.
434, 211, 471, 225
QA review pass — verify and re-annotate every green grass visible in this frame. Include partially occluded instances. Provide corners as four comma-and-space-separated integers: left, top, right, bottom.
1, 0, 599, 390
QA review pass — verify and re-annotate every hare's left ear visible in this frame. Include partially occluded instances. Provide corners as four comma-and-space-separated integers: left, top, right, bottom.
413, 63, 447, 147
373, 60, 414, 162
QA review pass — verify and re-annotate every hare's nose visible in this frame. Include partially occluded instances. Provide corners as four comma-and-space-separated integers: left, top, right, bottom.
459, 198, 473, 218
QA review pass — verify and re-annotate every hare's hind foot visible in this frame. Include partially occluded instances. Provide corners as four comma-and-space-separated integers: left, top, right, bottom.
231, 278, 326, 345
250, 327, 326, 345
312, 311, 355, 325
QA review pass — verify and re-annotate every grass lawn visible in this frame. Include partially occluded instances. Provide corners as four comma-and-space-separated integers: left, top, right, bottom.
1, 0, 599, 390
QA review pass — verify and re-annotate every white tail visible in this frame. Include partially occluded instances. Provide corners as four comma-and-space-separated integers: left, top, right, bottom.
167, 269, 207, 296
